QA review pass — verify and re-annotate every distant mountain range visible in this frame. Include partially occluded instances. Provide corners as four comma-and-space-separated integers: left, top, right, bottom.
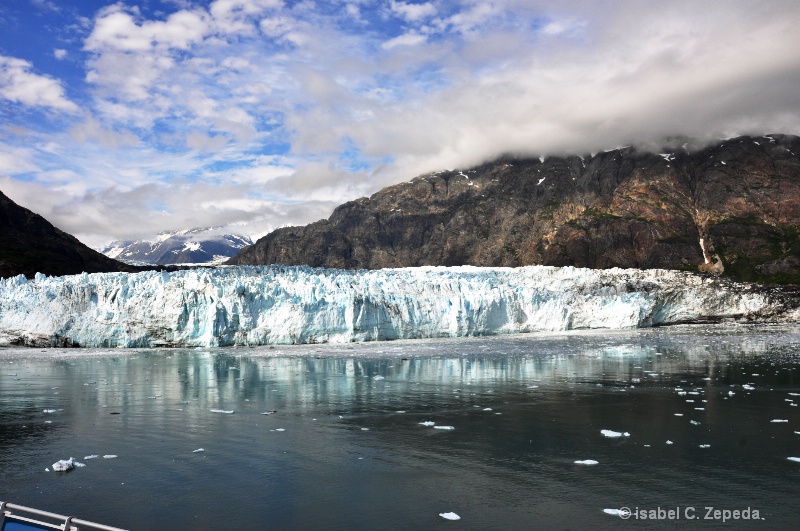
0, 190, 134, 278
3, 134, 800, 283
100, 228, 252, 265
229, 134, 800, 284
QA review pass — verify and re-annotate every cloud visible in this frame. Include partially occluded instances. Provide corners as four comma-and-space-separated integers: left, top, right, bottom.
53, 49, 68, 60
382, 31, 427, 50
389, 1, 437, 23
2, 0, 800, 250
0, 55, 79, 113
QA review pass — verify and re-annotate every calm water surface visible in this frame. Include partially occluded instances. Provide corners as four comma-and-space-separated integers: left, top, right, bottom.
1, 325, 800, 530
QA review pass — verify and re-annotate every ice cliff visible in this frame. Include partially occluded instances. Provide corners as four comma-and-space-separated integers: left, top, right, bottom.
0, 265, 795, 348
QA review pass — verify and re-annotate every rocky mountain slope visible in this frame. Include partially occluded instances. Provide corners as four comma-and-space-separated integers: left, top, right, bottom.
229, 134, 800, 284
0, 190, 136, 278
101, 228, 252, 265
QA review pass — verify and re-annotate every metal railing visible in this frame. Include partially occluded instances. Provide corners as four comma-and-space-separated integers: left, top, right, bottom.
0, 501, 127, 531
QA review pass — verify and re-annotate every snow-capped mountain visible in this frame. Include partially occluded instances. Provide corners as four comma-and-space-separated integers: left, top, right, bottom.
1, 265, 797, 348
101, 228, 252, 265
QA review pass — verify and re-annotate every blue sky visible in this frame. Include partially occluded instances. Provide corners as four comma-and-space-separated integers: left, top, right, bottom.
2, 0, 800, 247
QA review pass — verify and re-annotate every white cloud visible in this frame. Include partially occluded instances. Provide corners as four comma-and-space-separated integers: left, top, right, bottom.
53, 48, 68, 60
0, 55, 79, 113
3, 0, 800, 249
382, 31, 427, 50
389, 1, 437, 23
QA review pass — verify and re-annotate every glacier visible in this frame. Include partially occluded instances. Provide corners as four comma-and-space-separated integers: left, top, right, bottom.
0, 265, 796, 348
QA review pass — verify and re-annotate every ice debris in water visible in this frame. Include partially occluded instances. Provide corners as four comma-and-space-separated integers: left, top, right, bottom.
666, 440, 674, 445
434, 426, 455, 430
103, 455, 117, 459
771, 419, 788, 423
601, 430, 630, 438
193, 448, 204, 453
439, 512, 461, 520
788, 457, 800, 463
373, 375, 385, 380
690, 420, 701, 425
210, 409, 235, 414
574, 460, 599, 465
604, 509, 624, 516
84, 455, 98, 460
0, 265, 784, 348
43, 409, 58, 413
419, 421, 435, 427
51, 457, 84, 472
699, 444, 711, 448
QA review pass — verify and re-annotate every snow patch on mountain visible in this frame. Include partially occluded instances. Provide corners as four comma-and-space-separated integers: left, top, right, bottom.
99, 228, 251, 265
0, 265, 795, 348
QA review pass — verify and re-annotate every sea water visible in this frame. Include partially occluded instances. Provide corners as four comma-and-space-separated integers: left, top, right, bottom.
1, 325, 799, 529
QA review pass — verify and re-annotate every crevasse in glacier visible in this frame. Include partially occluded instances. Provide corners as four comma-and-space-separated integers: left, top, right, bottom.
0, 265, 791, 348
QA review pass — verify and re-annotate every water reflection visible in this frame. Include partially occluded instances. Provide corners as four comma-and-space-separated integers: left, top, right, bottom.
1, 324, 799, 530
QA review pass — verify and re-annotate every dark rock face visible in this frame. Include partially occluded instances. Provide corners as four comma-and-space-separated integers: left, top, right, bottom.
0, 190, 135, 279
229, 134, 800, 284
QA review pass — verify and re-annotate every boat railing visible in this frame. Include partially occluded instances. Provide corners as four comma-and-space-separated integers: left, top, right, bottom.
0, 501, 127, 531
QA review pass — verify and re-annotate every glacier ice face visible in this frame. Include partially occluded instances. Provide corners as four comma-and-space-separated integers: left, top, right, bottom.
0, 265, 794, 348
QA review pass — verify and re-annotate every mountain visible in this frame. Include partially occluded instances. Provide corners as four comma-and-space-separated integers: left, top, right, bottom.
229, 134, 800, 284
101, 228, 252, 265
0, 189, 137, 279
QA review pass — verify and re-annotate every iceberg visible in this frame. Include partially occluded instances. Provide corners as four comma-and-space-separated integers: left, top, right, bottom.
0, 265, 795, 348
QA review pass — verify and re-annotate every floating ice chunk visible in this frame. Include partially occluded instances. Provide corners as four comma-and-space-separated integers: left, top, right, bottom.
666, 440, 673, 445
728, 391, 735, 396
103, 455, 117, 459
361, 428, 369, 431
439, 512, 461, 520
419, 421, 435, 427
574, 460, 599, 465
788, 457, 800, 463
743, 385, 755, 390
260, 410, 277, 415
43, 409, 58, 413
483, 408, 493, 411
275, 428, 285, 432
694, 408, 705, 411
674, 413, 683, 416
526, 385, 539, 389
690, 420, 701, 425
84, 455, 98, 460
210, 409, 234, 414
789, 393, 800, 396
604, 509, 624, 516
434, 426, 455, 430
396, 411, 406, 413
193, 448, 204, 453
373, 375, 385, 380
601, 430, 630, 438
52, 458, 77, 472
771, 419, 788, 423
74, 461, 86, 467
699, 444, 710, 448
